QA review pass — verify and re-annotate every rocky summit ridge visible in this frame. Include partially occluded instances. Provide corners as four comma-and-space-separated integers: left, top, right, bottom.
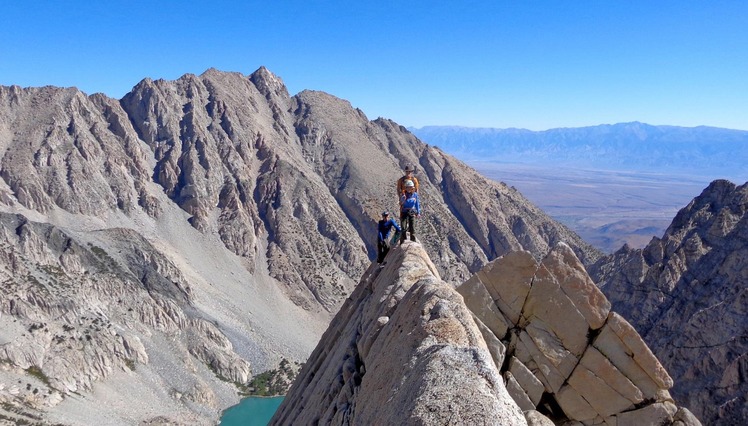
274, 241, 700, 425
0, 68, 599, 424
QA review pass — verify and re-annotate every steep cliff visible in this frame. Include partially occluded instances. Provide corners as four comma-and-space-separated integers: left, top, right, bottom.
590, 179, 748, 425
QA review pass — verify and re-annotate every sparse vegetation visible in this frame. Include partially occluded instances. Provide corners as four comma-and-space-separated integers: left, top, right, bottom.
88, 243, 119, 272
205, 362, 250, 394
40, 264, 66, 279
27, 323, 45, 333
25, 366, 51, 387
247, 370, 280, 396
89, 244, 108, 258
124, 359, 136, 371
0, 388, 55, 425
247, 358, 302, 396
24, 273, 44, 289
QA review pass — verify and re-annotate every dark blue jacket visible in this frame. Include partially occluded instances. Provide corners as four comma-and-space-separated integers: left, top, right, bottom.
377, 218, 401, 242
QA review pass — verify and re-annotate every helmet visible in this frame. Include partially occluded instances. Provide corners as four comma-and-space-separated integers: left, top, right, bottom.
404, 180, 415, 188
404, 164, 415, 172
382, 211, 389, 217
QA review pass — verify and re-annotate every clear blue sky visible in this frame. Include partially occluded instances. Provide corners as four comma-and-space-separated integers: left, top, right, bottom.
2, 1, 746, 131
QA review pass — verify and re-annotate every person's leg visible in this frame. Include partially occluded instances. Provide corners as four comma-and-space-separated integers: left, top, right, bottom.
377, 240, 385, 263
409, 215, 416, 241
399, 213, 407, 244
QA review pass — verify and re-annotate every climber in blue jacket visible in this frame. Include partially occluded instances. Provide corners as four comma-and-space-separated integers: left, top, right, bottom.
377, 211, 401, 263
399, 180, 421, 244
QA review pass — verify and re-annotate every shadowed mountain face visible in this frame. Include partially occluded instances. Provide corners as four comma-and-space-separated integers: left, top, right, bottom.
590, 180, 748, 425
0, 68, 599, 424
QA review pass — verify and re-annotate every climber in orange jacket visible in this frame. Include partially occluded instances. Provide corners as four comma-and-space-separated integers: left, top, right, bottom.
396, 164, 419, 205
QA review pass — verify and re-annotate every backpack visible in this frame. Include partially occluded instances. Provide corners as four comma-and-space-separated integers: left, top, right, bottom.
401, 192, 419, 213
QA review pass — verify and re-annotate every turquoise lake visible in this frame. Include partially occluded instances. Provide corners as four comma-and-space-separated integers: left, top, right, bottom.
220, 396, 284, 426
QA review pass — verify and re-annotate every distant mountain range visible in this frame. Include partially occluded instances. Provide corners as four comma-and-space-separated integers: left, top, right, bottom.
410, 123, 748, 181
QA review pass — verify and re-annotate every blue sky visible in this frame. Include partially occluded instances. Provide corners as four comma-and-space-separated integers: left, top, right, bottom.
2, 1, 746, 131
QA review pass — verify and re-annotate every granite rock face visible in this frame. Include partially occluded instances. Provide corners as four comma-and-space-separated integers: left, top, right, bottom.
119, 69, 367, 311
457, 242, 699, 425
274, 242, 699, 425
272, 242, 527, 425
590, 179, 748, 425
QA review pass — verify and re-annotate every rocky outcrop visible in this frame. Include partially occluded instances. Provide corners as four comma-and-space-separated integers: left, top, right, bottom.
272, 242, 527, 425
459, 243, 698, 425
590, 179, 748, 425
274, 242, 698, 425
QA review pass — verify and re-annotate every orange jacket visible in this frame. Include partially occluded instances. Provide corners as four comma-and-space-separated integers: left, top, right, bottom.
397, 175, 420, 198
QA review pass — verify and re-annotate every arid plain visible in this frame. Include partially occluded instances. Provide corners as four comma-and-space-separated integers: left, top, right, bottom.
471, 161, 730, 253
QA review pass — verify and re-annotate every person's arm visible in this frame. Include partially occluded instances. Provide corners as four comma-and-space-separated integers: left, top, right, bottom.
391, 219, 401, 232
414, 176, 420, 193
416, 194, 421, 215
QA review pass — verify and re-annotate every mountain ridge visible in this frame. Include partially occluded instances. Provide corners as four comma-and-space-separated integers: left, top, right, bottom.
0, 67, 599, 424
590, 179, 748, 425
2, 67, 741, 425
410, 123, 748, 181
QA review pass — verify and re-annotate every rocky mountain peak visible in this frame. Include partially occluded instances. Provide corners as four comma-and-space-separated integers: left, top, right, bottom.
249, 66, 289, 99
668, 178, 745, 233
274, 241, 700, 425
273, 241, 528, 425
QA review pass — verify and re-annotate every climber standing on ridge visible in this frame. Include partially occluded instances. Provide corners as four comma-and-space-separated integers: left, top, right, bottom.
376, 211, 401, 263
396, 164, 419, 205
399, 180, 421, 244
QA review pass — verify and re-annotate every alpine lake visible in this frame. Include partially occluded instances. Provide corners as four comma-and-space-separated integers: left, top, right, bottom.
219, 396, 284, 425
